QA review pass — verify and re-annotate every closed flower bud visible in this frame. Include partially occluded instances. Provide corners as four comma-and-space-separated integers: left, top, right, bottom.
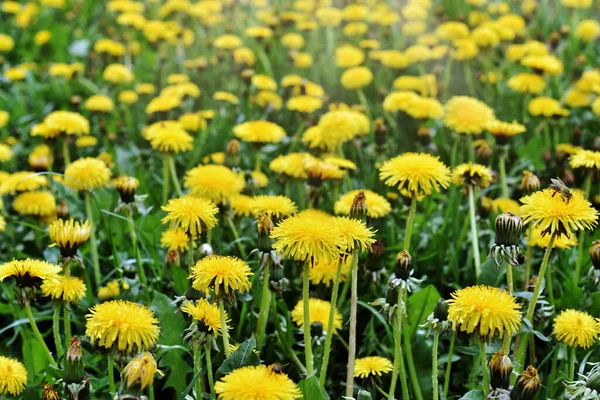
122, 352, 160, 392
395, 250, 412, 281
114, 175, 139, 204
521, 171, 540, 194
589, 240, 600, 270
227, 139, 240, 157
417, 126, 431, 146
489, 350, 512, 390
495, 212, 523, 247
56, 200, 69, 219
350, 191, 368, 220
510, 366, 541, 400
374, 118, 386, 148
64, 336, 84, 384
433, 298, 449, 322
257, 213, 274, 253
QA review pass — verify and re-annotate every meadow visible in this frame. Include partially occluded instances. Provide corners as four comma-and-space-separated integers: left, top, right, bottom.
0, 0, 600, 399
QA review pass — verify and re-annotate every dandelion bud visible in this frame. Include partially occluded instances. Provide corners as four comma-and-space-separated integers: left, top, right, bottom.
489, 350, 512, 390
350, 191, 368, 220
241, 69, 255, 81
257, 213, 273, 253
510, 366, 541, 400
589, 240, 600, 270
122, 352, 160, 392
559, 25, 570, 37
310, 321, 324, 338
64, 337, 84, 384
587, 368, 600, 392
227, 139, 240, 157
42, 383, 60, 400
49, 219, 92, 258
394, 250, 412, 280
417, 126, 431, 146
374, 118, 386, 148
56, 200, 69, 219
166, 249, 180, 265
114, 175, 139, 204
494, 212, 523, 247
433, 298, 449, 322
521, 171, 540, 194
474, 139, 492, 163
269, 265, 288, 293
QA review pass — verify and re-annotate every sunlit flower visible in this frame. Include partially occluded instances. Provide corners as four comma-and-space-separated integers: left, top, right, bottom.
63, 157, 111, 190
334, 217, 376, 253
214, 365, 301, 400
0, 356, 27, 396
336, 44, 365, 68
335, 189, 392, 218
250, 195, 297, 219
213, 91, 239, 104
44, 111, 90, 136
379, 153, 451, 197
528, 97, 569, 117
190, 255, 253, 295
452, 163, 493, 189
0, 171, 49, 195
103, 64, 134, 84
354, 356, 394, 378
122, 352, 160, 389
527, 226, 577, 249
98, 280, 121, 301
184, 165, 245, 204
160, 228, 189, 252
576, 19, 600, 41
49, 219, 91, 257
443, 96, 495, 134
309, 256, 352, 287
233, 120, 286, 144
145, 121, 193, 153
13, 191, 56, 217
341, 66, 373, 89
0, 259, 62, 284
553, 309, 600, 348
41, 275, 86, 303
84, 94, 114, 112
161, 196, 219, 237
507, 73, 546, 94
269, 153, 318, 179
291, 298, 342, 333
569, 150, 600, 171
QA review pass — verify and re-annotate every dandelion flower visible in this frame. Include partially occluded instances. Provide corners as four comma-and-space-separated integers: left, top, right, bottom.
379, 152, 451, 197
85, 300, 160, 352
160, 228, 189, 252
145, 121, 193, 153
181, 299, 224, 335
443, 96, 495, 135
190, 255, 253, 295
569, 149, 600, 171
269, 153, 318, 179
0, 144, 13, 162
98, 280, 121, 301
122, 352, 160, 390
0, 171, 49, 194
271, 214, 345, 264
309, 256, 352, 286
84, 94, 114, 113
304, 159, 347, 181
49, 219, 91, 257
486, 120, 526, 144
520, 189, 598, 238
286, 96, 323, 113
0, 356, 27, 396
354, 356, 394, 378
334, 217, 376, 252
63, 157, 111, 190
528, 97, 569, 117
291, 298, 342, 333
229, 195, 254, 217
0, 259, 62, 284
553, 309, 600, 348
44, 111, 90, 136
184, 165, 245, 204
214, 365, 301, 400
507, 73, 546, 94
491, 197, 520, 214
452, 162, 493, 189
161, 196, 219, 237
335, 189, 392, 218
250, 195, 297, 219
527, 226, 577, 249
447, 285, 521, 339
41, 275, 86, 303
13, 191, 56, 217
341, 66, 373, 89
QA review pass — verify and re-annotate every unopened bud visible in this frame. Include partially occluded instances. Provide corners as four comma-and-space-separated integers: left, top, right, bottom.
357, 389, 372, 400
121, 352, 160, 392
433, 298, 448, 322
495, 212, 523, 247
227, 139, 240, 157
56, 200, 69, 219
510, 366, 541, 400
350, 191, 368, 220
64, 336, 84, 384
257, 214, 274, 252
521, 171, 540, 194
589, 240, 600, 270
374, 119, 386, 148
310, 321, 324, 338
114, 175, 139, 204
417, 126, 431, 146
394, 250, 412, 280
489, 351, 512, 390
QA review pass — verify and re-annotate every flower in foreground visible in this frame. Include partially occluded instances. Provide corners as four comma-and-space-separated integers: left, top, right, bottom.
161, 196, 219, 238
181, 299, 225, 335
0, 356, 27, 396
0, 259, 62, 285
190, 255, 253, 296
49, 218, 91, 257
520, 189, 598, 238
291, 298, 342, 333
122, 352, 161, 390
553, 309, 600, 349
447, 285, 522, 339
334, 216, 376, 253
379, 152, 451, 197
85, 300, 160, 352
249, 195, 297, 219
41, 276, 86, 303
214, 365, 301, 400
354, 356, 394, 378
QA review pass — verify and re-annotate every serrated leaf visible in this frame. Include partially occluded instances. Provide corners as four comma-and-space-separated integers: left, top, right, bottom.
298, 375, 326, 400
216, 336, 261, 377
407, 285, 441, 338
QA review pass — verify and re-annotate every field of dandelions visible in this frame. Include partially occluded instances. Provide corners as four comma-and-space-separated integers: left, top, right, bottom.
1, 0, 600, 399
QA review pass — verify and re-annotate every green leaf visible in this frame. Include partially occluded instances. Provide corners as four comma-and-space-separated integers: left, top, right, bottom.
216, 336, 261, 377
22, 337, 48, 382
172, 266, 189, 296
477, 257, 500, 287
460, 389, 485, 400
298, 375, 326, 400
357, 389, 372, 400
407, 285, 441, 338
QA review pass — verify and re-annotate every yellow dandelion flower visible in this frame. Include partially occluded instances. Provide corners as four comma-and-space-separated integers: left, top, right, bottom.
13, 191, 56, 217
233, 120, 286, 144
304, 159, 347, 181
521, 55, 563, 76
250, 195, 297, 219
0, 144, 14, 162
309, 256, 352, 287
213, 34, 242, 50
341, 66, 373, 89
184, 165, 245, 204
452, 162, 493, 189
181, 299, 224, 335
75, 135, 98, 148
528, 97, 569, 117
383, 91, 420, 112
322, 155, 356, 171
84, 94, 114, 113
336, 44, 365, 68
334, 217, 376, 253
291, 298, 342, 333
161, 196, 219, 237
85, 300, 160, 352
527, 226, 577, 249
486, 120, 526, 143
447, 285, 522, 339
145, 121, 193, 153
145, 95, 181, 114
119, 90, 139, 104
250, 170, 268, 188
63, 157, 111, 190
49, 219, 91, 257
0, 259, 62, 283
0, 215, 6, 232
0, 356, 27, 396
271, 214, 345, 264
113, 175, 139, 203
136, 83, 156, 95
491, 197, 520, 214
335, 189, 392, 219
214, 365, 301, 400
190, 255, 253, 295
160, 228, 189, 252
379, 152, 451, 197
354, 356, 394, 378
443, 96, 495, 135
507, 73, 546, 94
103, 64, 134, 84
405, 97, 444, 120
520, 189, 598, 238
229, 195, 254, 217
286, 96, 323, 113
554, 309, 600, 348
269, 153, 318, 179
0, 171, 48, 195
44, 111, 90, 136
122, 352, 160, 389
213, 91, 239, 104
569, 149, 600, 170
41, 275, 86, 303
576, 19, 600, 41
98, 280, 121, 301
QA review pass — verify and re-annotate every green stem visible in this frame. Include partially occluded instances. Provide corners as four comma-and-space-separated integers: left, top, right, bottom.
52, 305, 64, 358
193, 345, 205, 399
62, 137, 71, 166
403, 288, 424, 400
162, 156, 170, 204
432, 329, 440, 400
108, 352, 117, 398
255, 151, 262, 172
126, 206, 150, 302
523, 226, 533, 290
205, 343, 216, 399
64, 306, 72, 342
468, 186, 482, 277
256, 262, 271, 349
443, 331, 456, 399
480, 340, 490, 396
388, 287, 410, 400
569, 346, 576, 382
167, 155, 183, 197
548, 347, 559, 397
226, 216, 247, 259
320, 259, 343, 389
574, 172, 593, 283
302, 261, 314, 374
502, 260, 515, 353
357, 89, 372, 121
345, 253, 360, 397
403, 199, 417, 251
498, 149, 509, 198
219, 298, 231, 357
85, 192, 101, 288
467, 135, 475, 162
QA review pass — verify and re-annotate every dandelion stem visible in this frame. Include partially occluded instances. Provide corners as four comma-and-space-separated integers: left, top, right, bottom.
205, 343, 216, 399
256, 261, 271, 350
574, 171, 592, 283
64, 306, 72, 342
108, 352, 117, 398
502, 260, 515, 353
468, 186, 482, 277
345, 252, 360, 397
62, 138, 71, 166
302, 261, 314, 374
402, 288, 424, 400
167, 155, 183, 197
523, 225, 533, 290
162, 156, 170, 204
226, 216, 247, 259
52, 305, 64, 358
193, 345, 205, 399
568, 346, 577, 382
219, 298, 232, 357
357, 89, 372, 121
403, 198, 417, 251
85, 192, 101, 288
443, 331, 456, 399
126, 205, 150, 302
320, 259, 343, 389
432, 329, 440, 400
388, 287, 409, 400
479, 340, 490, 396
498, 148, 509, 198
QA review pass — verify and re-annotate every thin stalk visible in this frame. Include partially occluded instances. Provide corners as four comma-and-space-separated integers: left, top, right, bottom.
468, 186, 482, 277
26, 303, 57, 367
52, 305, 64, 358
126, 206, 150, 302
569, 347, 576, 381
85, 192, 102, 288
403, 199, 417, 251
498, 149, 509, 198
167, 155, 183, 197
388, 287, 409, 400
345, 252, 360, 398
219, 298, 231, 357
256, 262, 271, 349
467, 135, 475, 162
432, 329, 440, 400
226, 216, 247, 259
108, 353, 117, 398
443, 331, 456, 399
205, 343, 216, 399
548, 348, 559, 397
149, 381, 155, 400
255, 152, 262, 172
162, 156, 170, 204
502, 259, 515, 353
188, 236, 194, 269
193, 345, 205, 399
480, 341, 490, 396
523, 225, 533, 290
64, 306, 72, 342
62, 138, 71, 166
574, 171, 593, 283
320, 260, 343, 389
357, 89, 372, 121
302, 261, 314, 374
402, 288, 424, 400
